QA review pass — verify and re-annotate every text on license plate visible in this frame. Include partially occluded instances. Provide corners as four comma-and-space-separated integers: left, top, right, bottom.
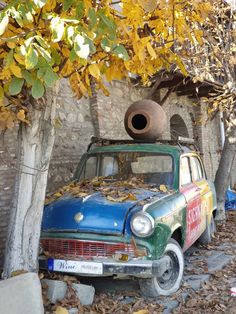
48, 259, 103, 275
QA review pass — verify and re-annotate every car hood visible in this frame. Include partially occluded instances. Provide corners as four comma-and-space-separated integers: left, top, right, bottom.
41, 188, 164, 235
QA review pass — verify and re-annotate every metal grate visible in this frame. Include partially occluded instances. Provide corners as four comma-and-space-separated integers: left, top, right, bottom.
41, 238, 135, 258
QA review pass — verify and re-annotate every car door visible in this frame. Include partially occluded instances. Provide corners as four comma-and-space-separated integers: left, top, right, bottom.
189, 155, 214, 235
180, 155, 202, 251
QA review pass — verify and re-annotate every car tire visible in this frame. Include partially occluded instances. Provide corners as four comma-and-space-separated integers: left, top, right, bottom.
139, 238, 184, 297
198, 213, 216, 245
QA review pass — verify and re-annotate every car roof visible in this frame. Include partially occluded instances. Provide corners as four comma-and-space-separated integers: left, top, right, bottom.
88, 143, 195, 156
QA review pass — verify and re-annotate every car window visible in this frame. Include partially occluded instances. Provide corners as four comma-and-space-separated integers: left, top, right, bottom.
100, 156, 118, 176
131, 155, 172, 174
83, 156, 97, 179
180, 156, 191, 186
190, 157, 204, 181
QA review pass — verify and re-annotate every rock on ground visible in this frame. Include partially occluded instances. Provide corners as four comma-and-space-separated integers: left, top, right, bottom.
184, 274, 211, 291
0, 272, 44, 314
72, 283, 95, 306
206, 252, 234, 273
42, 279, 68, 304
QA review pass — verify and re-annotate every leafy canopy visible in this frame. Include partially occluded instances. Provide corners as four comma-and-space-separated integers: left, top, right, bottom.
0, 0, 212, 129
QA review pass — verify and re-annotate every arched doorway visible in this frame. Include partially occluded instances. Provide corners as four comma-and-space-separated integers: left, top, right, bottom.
170, 114, 189, 140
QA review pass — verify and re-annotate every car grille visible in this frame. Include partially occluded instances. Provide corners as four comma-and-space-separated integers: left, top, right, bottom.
41, 238, 135, 258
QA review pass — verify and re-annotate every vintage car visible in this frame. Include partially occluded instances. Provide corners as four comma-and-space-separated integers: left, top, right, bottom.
39, 137, 217, 297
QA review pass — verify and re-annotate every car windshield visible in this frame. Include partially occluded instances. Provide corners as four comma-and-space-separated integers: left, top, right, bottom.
77, 152, 174, 187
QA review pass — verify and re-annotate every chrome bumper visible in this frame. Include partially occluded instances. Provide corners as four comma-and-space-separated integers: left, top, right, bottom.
39, 255, 171, 278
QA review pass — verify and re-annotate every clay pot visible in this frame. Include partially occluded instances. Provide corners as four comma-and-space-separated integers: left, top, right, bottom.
124, 99, 167, 141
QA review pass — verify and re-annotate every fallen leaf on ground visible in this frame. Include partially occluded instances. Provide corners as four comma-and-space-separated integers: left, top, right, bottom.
55, 306, 69, 314
133, 310, 149, 314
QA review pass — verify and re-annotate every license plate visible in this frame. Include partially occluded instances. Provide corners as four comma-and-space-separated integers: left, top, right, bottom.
48, 258, 103, 275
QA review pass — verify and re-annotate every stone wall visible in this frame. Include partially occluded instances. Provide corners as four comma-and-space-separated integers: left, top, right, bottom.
97, 80, 146, 139
47, 79, 94, 192
0, 130, 17, 266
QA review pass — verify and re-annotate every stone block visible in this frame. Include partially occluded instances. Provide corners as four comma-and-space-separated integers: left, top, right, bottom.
206, 252, 234, 273
0, 272, 44, 314
184, 274, 210, 291
157, 298, 179, 314
72, 283, 95, 306
42, 279, 68, 304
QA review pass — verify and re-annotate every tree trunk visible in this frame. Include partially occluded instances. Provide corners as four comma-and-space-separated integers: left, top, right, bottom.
3, 85, 58, 279
214, 104, 236, 222
214, 138, 235, 221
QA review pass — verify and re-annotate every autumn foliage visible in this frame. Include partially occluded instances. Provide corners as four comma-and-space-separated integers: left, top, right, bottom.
0, 0, 212, 130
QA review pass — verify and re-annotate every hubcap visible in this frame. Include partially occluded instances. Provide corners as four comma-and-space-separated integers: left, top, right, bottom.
158, 250, 180, 290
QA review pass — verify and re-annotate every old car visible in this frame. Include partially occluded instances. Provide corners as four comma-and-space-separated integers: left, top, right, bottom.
39, 136, 217, 297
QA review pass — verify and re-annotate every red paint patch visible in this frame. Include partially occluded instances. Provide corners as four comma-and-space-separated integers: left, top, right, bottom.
180, 184, 202, 250
186, 197, 201, 247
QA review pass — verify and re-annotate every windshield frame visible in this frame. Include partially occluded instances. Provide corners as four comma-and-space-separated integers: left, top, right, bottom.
74, 150, 176, 188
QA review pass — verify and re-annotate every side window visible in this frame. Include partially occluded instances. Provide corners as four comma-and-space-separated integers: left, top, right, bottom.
180, 156, 191, 186
190, 157, 204, 181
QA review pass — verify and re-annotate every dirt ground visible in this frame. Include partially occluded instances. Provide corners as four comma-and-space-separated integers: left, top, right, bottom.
43, 211, 236, 314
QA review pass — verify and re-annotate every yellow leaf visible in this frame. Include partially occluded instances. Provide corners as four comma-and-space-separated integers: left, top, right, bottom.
107, 195, 128, 202
43, 0, 57, 11
84, 0, 92, 12
99, 82, 110, 96
16, 109, 26, 121
53, 192, 62, 197
127, 193, 137, 201
14, 53, 25, 65
88, 63, 100, 79
194, 29, 204, 45
159, 184, 167, 193
7, 41, 16, 49
9, 63, 23, 78
133, 310, 149, 314
61, 47, 70, 58
146, 42, 157, 59
55, 306, 69, 314
0, 85, 4, 100
138, 0, 158, 12
0, 68, 11, 80
61, 60, 74, 77
175, 56, 188, 76
105, 64, 124, 81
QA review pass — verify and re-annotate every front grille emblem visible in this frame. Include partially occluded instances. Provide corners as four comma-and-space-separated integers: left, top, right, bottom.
74, 212, 84, 223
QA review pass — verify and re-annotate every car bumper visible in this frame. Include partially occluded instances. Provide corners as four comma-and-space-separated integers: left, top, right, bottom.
39, 255, 171, 278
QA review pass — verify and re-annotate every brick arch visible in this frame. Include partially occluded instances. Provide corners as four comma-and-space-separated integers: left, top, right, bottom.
161, 94, 194, 140
170, 114, 189, 139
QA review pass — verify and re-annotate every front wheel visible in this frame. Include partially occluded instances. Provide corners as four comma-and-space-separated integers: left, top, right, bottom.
139, 239, 184, 297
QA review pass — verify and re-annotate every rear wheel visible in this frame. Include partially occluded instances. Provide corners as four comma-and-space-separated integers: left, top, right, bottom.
139, 239, 184, 297
198, 213, 216, 245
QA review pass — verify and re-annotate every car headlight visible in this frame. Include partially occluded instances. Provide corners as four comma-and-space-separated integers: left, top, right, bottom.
131, 212, 154, 237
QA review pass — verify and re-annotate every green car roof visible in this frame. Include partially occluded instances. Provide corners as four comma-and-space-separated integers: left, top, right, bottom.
88, 143, 191, 156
